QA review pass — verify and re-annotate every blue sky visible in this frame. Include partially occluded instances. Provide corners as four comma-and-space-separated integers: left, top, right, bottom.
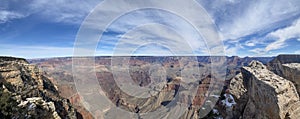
1, 0, 300, 58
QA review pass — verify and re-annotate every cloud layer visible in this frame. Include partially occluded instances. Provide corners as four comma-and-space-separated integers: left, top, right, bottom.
0, 0, 103, 24
266, 19, 300, 51
1, 0, 300, 58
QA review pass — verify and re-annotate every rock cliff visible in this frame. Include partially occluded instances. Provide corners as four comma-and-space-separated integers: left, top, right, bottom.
268, 55, 300, 95
0, 57, 78, 119
230, 60, 300, 119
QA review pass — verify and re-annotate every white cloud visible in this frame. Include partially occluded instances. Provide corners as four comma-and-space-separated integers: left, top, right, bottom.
111, 23, 204, 56
244, 41, 255, 47
295, 50, 300, 54
265, 18, 300, 51
224, 42, 244, 56
198, 0, 300, 40
0, 10, 27, 23
196, 0, 300, 56
1, 0, 103, 24
249, 48, 267, 55
243, 37, 272, 47
2, 0, 299, 57
225, 46, 238, 56
27, 0, 103, 24
77, 0, 225, 56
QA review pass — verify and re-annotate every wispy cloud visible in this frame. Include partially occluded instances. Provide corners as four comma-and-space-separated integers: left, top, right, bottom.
28, 0, 103, 24
244, 41, 255, 47
1, 0, 103, 24
199, 0, 300, 40
110, 23, 205, 56
224, 41, 245, 56
249, 48, 267, 55
0, 10, 27, 23
1, 0, 300, 57
244, 38, 270, 47
265, 18, 300, 51
194, 0, 300, 56
80, 2, 224, 56
225, 45, 238, 56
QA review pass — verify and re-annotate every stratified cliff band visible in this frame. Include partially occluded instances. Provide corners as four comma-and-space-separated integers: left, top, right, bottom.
0, 57, 79, 119
230, 60, 300, 119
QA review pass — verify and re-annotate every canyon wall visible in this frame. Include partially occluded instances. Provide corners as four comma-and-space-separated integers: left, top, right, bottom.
0, 57, 78, 119
268, 55, 300, 95
230, 61, 300, 119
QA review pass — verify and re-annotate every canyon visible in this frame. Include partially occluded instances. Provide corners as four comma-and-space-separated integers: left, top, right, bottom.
1, 55, 299, 118
28, 56, 274, 118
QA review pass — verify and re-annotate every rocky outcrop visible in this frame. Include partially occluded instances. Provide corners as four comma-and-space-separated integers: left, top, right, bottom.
0, 57, 78, 118
229, 73, 246, 99
230, 60, 300, 119
17, 97, 61, 119
268, 55, 300, 96
228, 73, 248, 118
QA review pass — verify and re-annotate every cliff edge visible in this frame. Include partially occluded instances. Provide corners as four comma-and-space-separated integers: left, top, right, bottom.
268, 55, 300, 96
230, 60, 300, 119
0, 57, 78, 119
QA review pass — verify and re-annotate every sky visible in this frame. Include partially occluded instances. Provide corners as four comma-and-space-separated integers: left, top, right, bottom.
1, 0, 300, 58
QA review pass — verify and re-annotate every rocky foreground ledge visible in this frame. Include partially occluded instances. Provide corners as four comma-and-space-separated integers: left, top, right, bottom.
230, 60, 300, 119
0, 57, 79, 119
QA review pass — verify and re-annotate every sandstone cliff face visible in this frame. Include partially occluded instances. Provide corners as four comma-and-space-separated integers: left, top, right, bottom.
230, 60, 300, 119
0, 57, 78, 119
268, 55, 300, 96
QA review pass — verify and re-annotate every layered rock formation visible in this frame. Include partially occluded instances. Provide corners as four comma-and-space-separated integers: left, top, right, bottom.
230, 60, 300, 119
268, 55, 300, 95
28, 56, 274, 118
97, 71, 221, 119
0, 57, 78, 118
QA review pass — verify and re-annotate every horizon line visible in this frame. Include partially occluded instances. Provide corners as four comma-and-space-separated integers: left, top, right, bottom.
5, 54, 300, 60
